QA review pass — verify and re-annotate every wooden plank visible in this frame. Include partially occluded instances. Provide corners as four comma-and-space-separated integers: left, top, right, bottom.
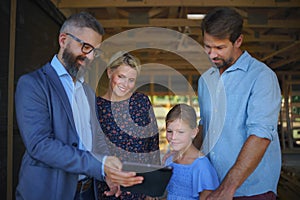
261, 41, 300, 61
97, 18, 300, 29
51, 0, 300, 8
7, 0, 17, 199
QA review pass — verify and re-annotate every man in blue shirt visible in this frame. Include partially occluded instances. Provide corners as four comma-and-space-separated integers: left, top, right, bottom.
196, 7, 281, 200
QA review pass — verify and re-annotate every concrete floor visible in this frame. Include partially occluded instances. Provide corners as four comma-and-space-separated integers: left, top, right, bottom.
278, 150, 300, 200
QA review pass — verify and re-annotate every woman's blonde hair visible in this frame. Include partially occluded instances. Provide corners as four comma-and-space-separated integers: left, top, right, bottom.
107, 51, 141, 75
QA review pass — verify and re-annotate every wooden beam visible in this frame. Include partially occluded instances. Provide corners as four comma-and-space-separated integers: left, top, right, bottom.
102, 31, 295, 43
242, 45, 275, 53
99, 18, 200, 28
272, 56, 300, 69
189, 28, 295, 42
106, 8, 123, 32
243, 35, 295, 42
148, 7, 166, 17
7, 0, 17, 199
51, 0, 300, 8
106, 7, 118, 18
118, 9, 129, 17
277, 71, 300, 76
98, 18, 300, 28
261, 41, 300, 61
168, 7, 178, 18
244, 20, 300, 29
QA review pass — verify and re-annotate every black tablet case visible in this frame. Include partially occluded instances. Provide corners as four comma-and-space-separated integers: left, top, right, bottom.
121, 161, 173, 197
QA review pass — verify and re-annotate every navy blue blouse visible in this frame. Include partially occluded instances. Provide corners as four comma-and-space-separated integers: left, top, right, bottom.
96, 92, 160, 200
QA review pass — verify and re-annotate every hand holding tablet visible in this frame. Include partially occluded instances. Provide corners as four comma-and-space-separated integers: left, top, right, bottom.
121, 161, 173, 197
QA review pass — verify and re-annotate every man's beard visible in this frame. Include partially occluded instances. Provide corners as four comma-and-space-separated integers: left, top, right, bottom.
62, 47, 91, 79
213, 57, 233, 69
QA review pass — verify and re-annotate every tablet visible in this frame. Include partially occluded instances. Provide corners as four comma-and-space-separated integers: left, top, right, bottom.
121, 161, 173, 197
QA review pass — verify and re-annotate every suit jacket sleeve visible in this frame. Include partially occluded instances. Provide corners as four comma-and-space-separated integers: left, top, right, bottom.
15, 68, 106, 181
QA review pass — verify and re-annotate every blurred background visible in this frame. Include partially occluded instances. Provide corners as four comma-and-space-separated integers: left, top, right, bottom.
1, 0, 300, 199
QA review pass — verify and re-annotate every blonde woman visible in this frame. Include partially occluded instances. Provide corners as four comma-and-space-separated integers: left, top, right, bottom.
96, 52, 160, 200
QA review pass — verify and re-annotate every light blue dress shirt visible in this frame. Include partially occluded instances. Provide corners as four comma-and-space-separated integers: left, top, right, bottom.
51, 55, 105, 178
198, 51, 282, 196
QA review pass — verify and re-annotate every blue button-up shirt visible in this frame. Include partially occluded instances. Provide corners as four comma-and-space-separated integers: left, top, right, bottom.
198, 51, 282, 196
51, 55, 106, 178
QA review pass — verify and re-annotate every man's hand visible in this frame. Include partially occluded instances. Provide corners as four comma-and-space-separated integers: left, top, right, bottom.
205, 136, 271, 200
104, 156, 144, 187
103, 177, 121, 197
205, 188, 234, 200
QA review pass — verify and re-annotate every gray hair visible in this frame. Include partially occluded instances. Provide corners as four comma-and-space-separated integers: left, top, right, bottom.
60, 12, 104, 35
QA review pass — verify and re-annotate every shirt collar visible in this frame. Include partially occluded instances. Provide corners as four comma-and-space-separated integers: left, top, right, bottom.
226, 51, 250, 72
50, 55, 84, 83
51, 55, 69, 77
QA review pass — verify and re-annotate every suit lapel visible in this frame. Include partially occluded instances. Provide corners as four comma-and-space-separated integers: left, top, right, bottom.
42, 63, 76, 131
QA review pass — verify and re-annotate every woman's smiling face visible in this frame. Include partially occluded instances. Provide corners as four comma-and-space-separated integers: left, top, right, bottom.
108, 64, 138, 100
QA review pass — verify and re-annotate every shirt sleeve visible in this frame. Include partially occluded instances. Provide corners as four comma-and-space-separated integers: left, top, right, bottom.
102, 155, 107, 177
192, 157, 220, 197
246, 68, 281, 140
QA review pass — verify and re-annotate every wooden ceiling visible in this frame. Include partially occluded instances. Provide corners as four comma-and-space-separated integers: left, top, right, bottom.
50, 0, 300, 74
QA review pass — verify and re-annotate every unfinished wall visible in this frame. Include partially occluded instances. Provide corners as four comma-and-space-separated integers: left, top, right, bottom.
0, 0, 64, 198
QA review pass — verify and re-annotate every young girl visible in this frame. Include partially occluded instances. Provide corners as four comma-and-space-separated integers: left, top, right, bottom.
163, 104, 219, 200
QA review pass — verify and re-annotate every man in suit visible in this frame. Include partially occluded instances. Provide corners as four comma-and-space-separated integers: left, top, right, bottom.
15, 12, 143, 200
